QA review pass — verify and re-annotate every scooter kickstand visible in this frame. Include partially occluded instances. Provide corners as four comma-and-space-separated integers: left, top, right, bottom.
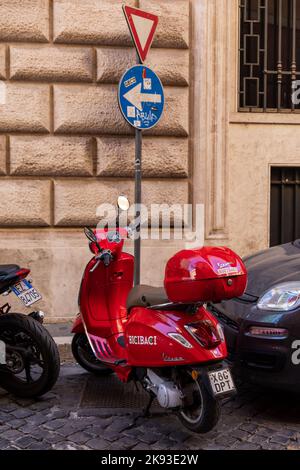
143, 394, 154, 418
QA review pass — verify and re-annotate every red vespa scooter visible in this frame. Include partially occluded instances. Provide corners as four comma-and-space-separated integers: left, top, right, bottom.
71, 197, 247, 433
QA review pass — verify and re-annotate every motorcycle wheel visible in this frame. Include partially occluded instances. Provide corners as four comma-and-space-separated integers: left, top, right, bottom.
72, 333, 113, 375
0, 313, 60, 398
177, 374, 220, 433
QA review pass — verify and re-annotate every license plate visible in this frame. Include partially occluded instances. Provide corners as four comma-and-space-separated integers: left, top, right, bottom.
208, 368, 236, 396
12, 280, 42, 307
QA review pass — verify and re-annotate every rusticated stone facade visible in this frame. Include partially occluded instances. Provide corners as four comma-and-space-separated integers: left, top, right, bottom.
0, 0, 190, 320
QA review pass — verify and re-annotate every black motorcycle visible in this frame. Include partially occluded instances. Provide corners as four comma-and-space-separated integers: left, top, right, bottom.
0, 264, 60, 398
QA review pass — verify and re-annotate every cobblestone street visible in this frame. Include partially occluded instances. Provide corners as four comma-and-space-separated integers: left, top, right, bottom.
0, 364, 300, 450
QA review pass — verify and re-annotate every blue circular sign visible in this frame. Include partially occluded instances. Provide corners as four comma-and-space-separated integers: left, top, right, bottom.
118, 65, 165, 130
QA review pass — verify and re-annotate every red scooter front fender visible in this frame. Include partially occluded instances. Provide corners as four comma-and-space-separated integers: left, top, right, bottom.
125, 306, 227, 368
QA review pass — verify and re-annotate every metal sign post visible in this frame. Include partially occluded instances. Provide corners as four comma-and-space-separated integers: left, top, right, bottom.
120, 6, 163, 286
134, 107, 142, 285
135, 51, 142, 286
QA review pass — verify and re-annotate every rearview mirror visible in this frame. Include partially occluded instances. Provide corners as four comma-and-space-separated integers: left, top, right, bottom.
117, 195, 130, 212
84, 227, 98, 244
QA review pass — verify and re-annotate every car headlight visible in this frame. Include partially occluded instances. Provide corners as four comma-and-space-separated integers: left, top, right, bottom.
257, 282, 300, 311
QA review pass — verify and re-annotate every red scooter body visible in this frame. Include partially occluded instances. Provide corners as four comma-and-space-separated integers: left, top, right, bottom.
72, 227, 244, 379
72, 225, 247, 433
125, 306, 227, 367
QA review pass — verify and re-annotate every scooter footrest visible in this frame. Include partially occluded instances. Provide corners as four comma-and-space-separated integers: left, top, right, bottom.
89, 334, 127, 366
89, 334, 116, 362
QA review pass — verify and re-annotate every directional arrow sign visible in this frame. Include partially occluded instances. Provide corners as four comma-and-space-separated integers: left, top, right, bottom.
123, 5, 158, 63
118, 65, 165, 130
123, 83, 162, 112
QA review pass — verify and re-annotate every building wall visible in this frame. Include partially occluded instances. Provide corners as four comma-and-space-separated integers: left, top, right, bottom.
0, 0, 190, 321
1, 0, 294, 322
193, 0, 300, 258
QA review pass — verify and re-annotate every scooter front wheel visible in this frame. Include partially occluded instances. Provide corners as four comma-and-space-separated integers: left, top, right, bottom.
178, 374, 220, 434
72, 333, 113, 376
0, 313, 60, 398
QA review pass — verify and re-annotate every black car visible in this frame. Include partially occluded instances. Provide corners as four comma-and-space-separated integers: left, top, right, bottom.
209, 239, 300, 392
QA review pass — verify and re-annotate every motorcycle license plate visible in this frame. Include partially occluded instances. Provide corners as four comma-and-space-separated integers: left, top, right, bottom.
12, 280, 42, 307
208, 368, 235, 396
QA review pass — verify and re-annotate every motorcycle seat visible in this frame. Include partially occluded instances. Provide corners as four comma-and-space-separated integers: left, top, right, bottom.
126, 285, 169, 310
0, 265, 20, 278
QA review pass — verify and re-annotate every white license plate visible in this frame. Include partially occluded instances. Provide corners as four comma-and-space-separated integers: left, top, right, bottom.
208, 368, 235, 396
12, 280, 42, 307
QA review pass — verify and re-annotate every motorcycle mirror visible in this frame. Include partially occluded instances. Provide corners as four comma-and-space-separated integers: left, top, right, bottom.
84, 227, 98, 244
117, 195, 130, 212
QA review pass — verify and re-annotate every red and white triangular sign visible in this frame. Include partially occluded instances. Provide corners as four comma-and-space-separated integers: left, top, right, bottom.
123, 5, 158, 63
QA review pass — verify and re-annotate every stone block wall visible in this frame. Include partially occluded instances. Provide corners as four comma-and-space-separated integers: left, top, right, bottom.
0, 0, 190, 321
0, 0, 190, 228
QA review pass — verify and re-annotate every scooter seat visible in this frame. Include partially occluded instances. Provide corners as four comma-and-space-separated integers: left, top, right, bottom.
126, 285, 169, 310
0, 264, 20, 278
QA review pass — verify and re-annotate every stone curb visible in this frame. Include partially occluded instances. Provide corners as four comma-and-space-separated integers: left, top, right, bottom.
55, 338, 74, 363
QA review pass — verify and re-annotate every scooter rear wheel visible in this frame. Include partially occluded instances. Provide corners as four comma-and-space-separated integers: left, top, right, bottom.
72, 333, 113, 376
178, 375, 220, 434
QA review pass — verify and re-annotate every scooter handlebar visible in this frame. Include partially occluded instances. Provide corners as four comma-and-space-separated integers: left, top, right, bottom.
90, 250, 113, 272
101, 250, 113, 267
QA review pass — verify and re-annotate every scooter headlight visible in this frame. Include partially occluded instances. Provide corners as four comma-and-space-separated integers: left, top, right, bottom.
257, 282, 300, 312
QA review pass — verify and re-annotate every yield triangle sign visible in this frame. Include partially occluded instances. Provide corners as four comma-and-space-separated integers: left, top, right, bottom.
123, 5, 159, 63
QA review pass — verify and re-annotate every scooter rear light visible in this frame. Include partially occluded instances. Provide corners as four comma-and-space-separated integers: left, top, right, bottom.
15, 268, 30, 281
185, 321, 222, 350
